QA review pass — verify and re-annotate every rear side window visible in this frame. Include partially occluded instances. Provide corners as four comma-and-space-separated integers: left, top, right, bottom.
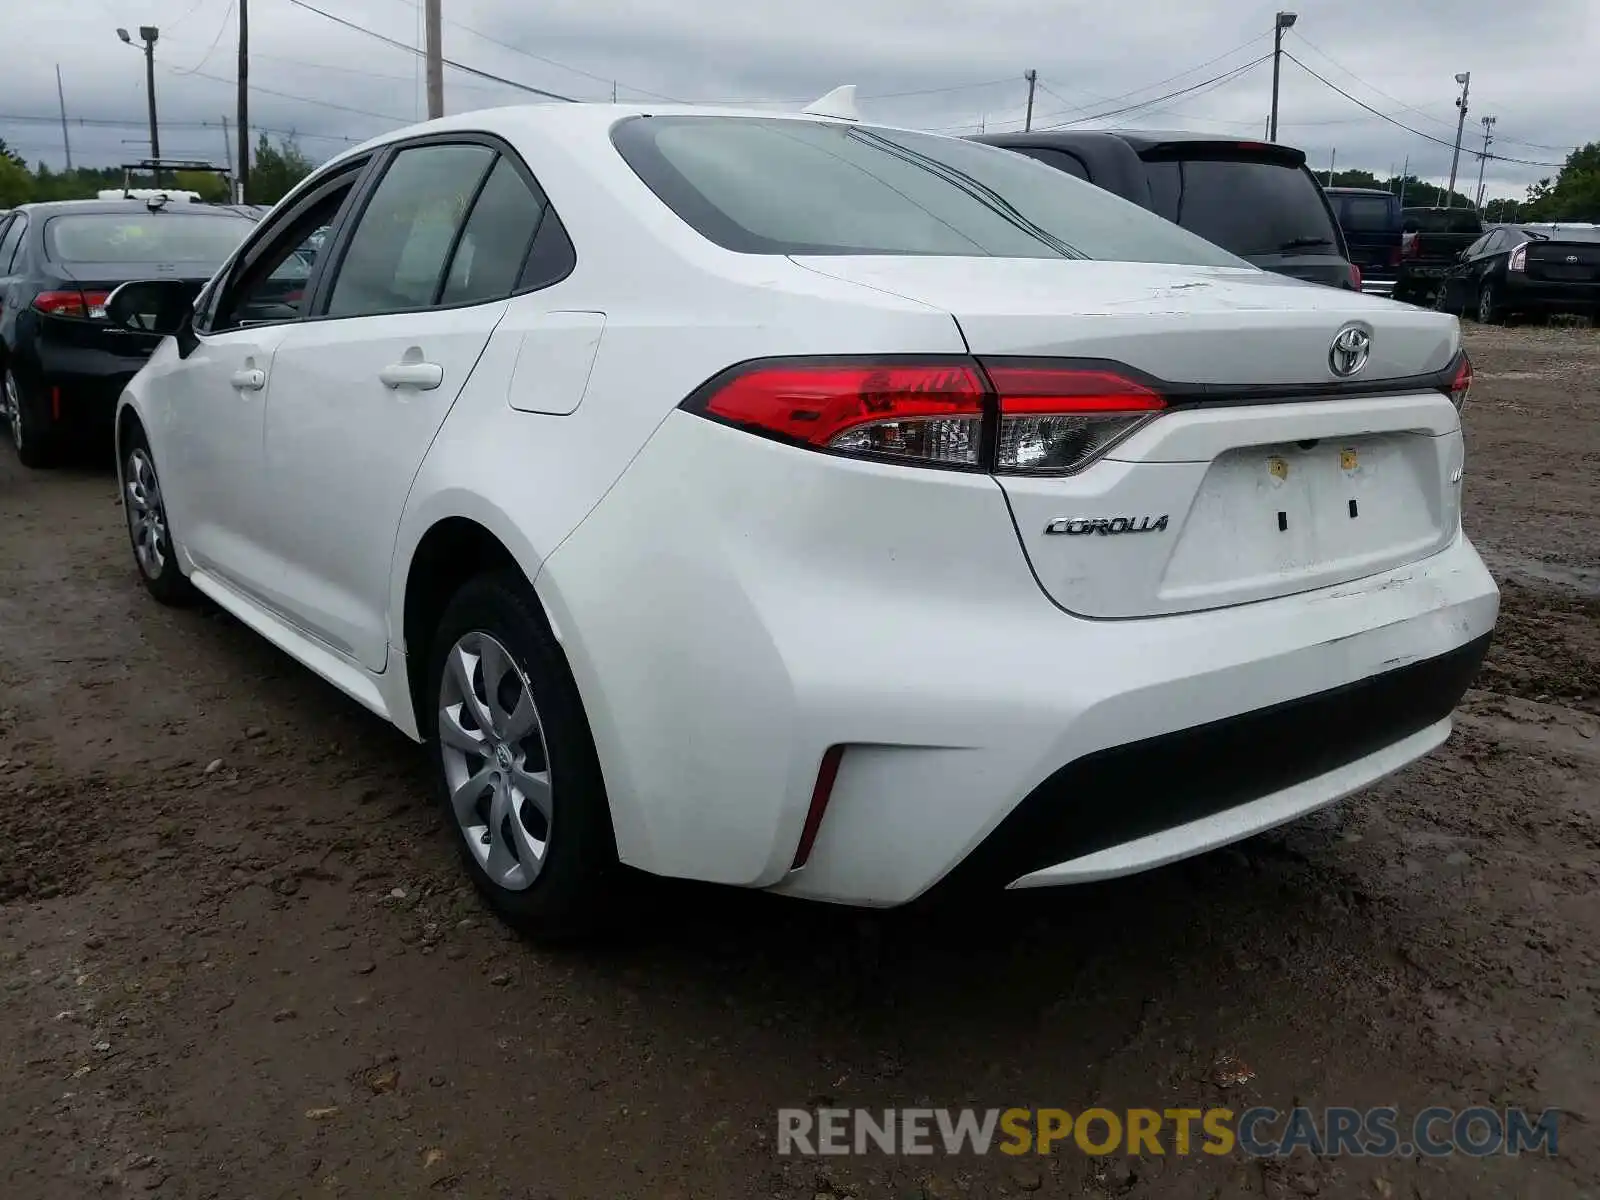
1140, 157, 1341, 257
439, 157, 547, 306
326, 143, 494, 318
612, 115, 1244, 268
1330, 195, 1399, 232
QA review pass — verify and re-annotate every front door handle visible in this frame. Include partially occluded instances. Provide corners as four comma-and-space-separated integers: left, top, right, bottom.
378, 361, 444, 391
230, 368, 266, 391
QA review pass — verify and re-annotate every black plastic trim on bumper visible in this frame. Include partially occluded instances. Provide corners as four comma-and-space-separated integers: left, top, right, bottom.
935, 632, 1493, 896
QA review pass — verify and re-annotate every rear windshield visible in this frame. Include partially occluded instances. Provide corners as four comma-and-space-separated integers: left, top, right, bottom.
611, 116, 1245, 267
44, 212, 254, 265
1141, 157, 1342, 256
1330, 193, 1399, 232
1403, 208, 1481, 235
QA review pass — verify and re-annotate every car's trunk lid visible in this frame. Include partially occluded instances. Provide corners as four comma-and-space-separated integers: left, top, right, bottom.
792, 255, 1464, 618
1523, 239, 1600, 283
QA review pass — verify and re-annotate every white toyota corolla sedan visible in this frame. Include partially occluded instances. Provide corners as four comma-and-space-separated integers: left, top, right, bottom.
108, 102, 1498, 935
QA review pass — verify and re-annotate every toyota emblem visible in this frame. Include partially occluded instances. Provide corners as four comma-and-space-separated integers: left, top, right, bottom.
1328, 324, 1372, 378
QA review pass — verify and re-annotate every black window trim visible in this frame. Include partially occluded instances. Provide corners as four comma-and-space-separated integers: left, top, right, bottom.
201, 154, 376, 335
1, 213, 29, 275
307, 129, 575, 324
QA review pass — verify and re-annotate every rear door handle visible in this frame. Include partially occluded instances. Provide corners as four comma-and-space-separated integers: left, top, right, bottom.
378, 361, 444, 391
230, 368, 266, 391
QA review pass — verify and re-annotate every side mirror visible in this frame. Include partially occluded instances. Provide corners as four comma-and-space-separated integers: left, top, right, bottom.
104, 279, 193, 337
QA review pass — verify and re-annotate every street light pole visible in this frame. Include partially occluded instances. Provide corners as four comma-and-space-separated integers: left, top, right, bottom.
1474, 115, 1496, 211
1269, 11, 1298, 142
117, 26, 161, 181
1445, 71, 1470, 208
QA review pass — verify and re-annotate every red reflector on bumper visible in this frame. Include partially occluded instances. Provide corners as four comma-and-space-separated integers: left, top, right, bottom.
791, 745, 845, 870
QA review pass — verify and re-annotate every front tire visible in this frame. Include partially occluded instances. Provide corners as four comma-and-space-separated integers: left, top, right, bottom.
4, 367, 57, 469
426, 572, 621, 938
122, 427, 195, 605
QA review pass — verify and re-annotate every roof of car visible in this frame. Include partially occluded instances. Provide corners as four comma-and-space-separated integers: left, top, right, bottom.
8, 198, 257, 218
1324, 187, 1394, 196
973, 127, 1297, 151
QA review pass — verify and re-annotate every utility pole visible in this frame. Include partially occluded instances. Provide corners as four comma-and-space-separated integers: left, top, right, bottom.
1445, 71, 1470, 208
55, 65, 73, 170
118, 26, 161, 177
221, 113, 233, 176
1327, 148, 1336, 186
1269, 11, 1298, 141
238, 0, 249, 203
1397, 153, 1409, 206
424, 0, 444, 118
1474, 115, 1496, 211
1024, 69, 1037, 132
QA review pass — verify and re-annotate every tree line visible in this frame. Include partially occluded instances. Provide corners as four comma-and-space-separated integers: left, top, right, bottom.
0, 133, 316, 209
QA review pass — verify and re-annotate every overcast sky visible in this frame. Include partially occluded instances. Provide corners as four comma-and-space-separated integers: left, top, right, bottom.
3, 0, 1593, 201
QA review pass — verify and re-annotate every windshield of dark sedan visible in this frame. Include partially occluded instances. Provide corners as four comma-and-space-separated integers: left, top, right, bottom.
612, 115, 1247, 267
44, 211, 255, 266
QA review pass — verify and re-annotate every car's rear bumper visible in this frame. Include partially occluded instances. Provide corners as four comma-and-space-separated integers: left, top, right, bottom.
538, 413, 1500, 907
16, 332, 152, 442
1503, 276, 1600, 312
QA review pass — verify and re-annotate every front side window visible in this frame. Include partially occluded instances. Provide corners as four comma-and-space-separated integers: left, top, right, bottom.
325, 143, 495, 318
216, 188, 354, 330
612, 116, 1244, 267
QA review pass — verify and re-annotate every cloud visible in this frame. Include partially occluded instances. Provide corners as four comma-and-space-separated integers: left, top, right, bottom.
3, 0, 1591, 199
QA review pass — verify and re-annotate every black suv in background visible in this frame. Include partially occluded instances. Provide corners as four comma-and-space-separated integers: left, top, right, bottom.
1393, 207, 1483, 306
972, 131, 1360, 290
1323, 187, 1403, 297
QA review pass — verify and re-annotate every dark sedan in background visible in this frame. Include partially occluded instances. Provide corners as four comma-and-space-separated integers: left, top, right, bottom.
0, 198, 256, 466
1435, 223, 1600, 325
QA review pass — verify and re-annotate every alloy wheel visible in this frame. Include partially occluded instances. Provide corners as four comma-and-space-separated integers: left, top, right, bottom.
437, 631, 553, 892
4, 371, 22, 454
125, 448, 169, 579
1477, 285, 1496, 324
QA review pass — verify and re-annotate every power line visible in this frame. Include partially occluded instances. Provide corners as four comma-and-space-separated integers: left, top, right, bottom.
1036, 33, 1269, 122
161, 59, 412, 121
283, 0, 578, 102
0, 109, 361, 143
170, 0, 236, 76
1289, 32, 1571, 157
1036, 55, 1270, 130
1282, 54, 1564, 168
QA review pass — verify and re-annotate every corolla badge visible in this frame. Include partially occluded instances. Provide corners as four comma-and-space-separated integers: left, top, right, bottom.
1328, 324, 1372, 378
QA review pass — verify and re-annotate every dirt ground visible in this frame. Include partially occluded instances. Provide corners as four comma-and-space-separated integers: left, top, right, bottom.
2, 324, 1597, 1200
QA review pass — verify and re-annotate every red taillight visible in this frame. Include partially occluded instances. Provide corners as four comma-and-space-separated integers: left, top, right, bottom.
1444, 352, 1472, 411
1508, 244, 1527, 273
1349, 264, 1363, 290
31, 289, 111, 320
1401, 232, 1420, 260
791, 745, 844, 870
696, 361, 987, 468
687, 358, 1165, 475
985, 364, 1165, 474
1388, 245, 1403, 266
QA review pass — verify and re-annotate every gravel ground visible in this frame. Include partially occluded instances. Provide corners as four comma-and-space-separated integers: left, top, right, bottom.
1, 324, 1597, 1200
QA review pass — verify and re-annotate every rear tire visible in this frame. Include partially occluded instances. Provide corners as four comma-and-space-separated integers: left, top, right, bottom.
4, 367, 57, 469
425, 571, 623, 940
1476, 283, 1503, 325
122, 425, 196, 606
